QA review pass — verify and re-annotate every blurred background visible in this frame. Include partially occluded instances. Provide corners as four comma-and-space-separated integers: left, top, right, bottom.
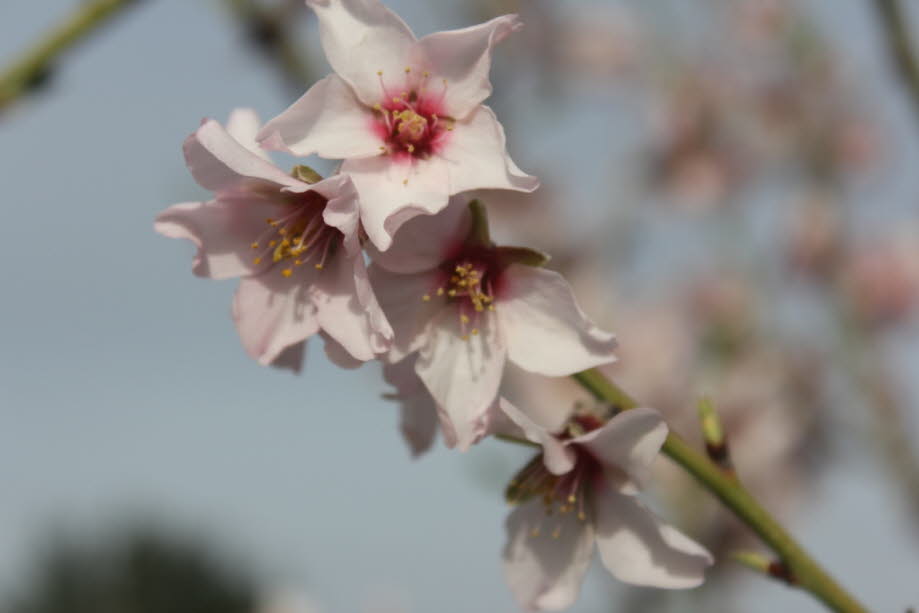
1, 0, 918, 611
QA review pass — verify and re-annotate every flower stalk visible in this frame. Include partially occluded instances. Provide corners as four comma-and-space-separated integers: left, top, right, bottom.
0, 0, 142, 112
572, 368, 872, 613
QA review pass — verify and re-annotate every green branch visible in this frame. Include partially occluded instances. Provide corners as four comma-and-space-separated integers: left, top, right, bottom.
0, 0, 142, 112
874, 0, 919, 123
572, 369, 871, 613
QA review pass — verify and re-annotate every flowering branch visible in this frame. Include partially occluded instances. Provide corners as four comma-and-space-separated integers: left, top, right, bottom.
0, 0, 142, 113
874, 0, 919, 121
572, 369, 872, 613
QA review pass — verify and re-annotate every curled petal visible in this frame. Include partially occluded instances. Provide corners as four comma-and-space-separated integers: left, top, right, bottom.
442, 106, 538, 195
413, 15, 523, 119
498, 399, 575, 475
503, 498, 595, 611
225, 108, 269, 159
258, 75, 381, 159
233, 274, 321, 367
415, 308, 505, 450
184, 118, 300, 192
594, 487, 713, 588
500, 265, 617, 377
307, 0, 416, 106
574, 407, 668, 492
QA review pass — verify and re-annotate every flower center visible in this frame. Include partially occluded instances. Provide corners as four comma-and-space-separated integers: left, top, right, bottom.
506, 451, 598, 534
422, 258, 497, 340
249, 193, 341, 278
373, 68, 453, 160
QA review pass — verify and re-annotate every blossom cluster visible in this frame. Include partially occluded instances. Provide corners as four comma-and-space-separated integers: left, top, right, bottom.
155, 0, 711, 608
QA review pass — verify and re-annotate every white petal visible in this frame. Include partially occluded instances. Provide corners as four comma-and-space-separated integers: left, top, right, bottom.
441, 106, 538, 195
594, 488, 713, 588
233, 274, 321, 367
574, 407, 668, 492
225, 108, 269, 159
383, 357, 439, 457
412, 15, 522, 119
415, 308, 505, 450
257, 75, 382, 159
503, 499, 595, 611
307, 0, 416, 106
499, 398, 575, 475
341, 154, 451, 250
500, 265, 617, 376
368, 195, 471, 274
184, 119, 301, 192
368, 265, 440, 362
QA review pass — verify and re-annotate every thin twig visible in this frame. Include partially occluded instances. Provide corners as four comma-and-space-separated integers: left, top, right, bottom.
874, 0, 919, 122
0, 0, 143, 113
572, 369, 872, 613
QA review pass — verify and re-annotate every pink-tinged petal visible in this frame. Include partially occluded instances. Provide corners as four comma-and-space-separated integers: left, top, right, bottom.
368, 265, 440, 362
154, 199, 287, 280
306, 0, 416, 106
415, 308, 506, 450
351, 254, 394, 354
341, 155, 451, 251
316, 173, 362, 255
593, 487, 713, 588
184, 119, 301, 192
500, 265, 617, 376
233, 274, 321, 367
412, 15, 522, 119
321, 332, 364, 369
442, 106, 538, 195
310, 249, 382, 362
503, 499, 595, 611
499, 399, 575, 475
383, 357, 439, 457
368, 196, 471, 274
573, 407, 668, 492
257, 75, 382, 159
225, 108, 269, 159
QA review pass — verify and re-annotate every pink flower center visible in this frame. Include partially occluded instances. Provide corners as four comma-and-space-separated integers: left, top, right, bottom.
372, 69, 453, 160
249, 192, 342, 277
421, 253, 500, 340
507, 450, 599, 534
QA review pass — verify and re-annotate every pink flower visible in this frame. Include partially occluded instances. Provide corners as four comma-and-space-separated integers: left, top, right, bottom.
155, 109, 392, 371
370, 198, 617, 450
499, 399, 712, 610
257, 0, 538, 251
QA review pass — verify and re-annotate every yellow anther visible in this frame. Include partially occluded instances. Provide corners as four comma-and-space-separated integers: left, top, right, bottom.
488, 305, 496, 311
422, 294, 431, 302
294, 260, 303, 266
448, 289, 457, 297
281, 268, 293, 277
278, 228, 287, 235
577, 511, 586, 521
377, 70, 383, 76
315, 263, 324, 270
403, 179, 409, 186
530, 528, 540, 538
406, 144, 415, 153
392, 97, 401, 104
436, 288, 445, 296
253, 257, 262, 265
250, 242, 259, 249
471, 328, 479, 336
423, 71, 430, 77
373, 103, 382, 111
461, 334, 469, 341
268, 240, 277, 247
460, 314, 470, 324
404, 67, 411, 73
568, 495, 576, 504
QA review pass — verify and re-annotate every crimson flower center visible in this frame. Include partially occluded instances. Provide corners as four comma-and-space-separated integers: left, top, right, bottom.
373, 69, 453, 160
422, 258, 497, 340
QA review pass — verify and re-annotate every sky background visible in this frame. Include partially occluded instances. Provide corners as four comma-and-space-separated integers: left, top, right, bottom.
1, 1, 918, 612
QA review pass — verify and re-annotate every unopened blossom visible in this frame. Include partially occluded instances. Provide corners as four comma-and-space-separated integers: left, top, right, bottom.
499, 399, 712, 610
370, 198, 617, 450
155, 109, 392, 370
257, 0, 538, 251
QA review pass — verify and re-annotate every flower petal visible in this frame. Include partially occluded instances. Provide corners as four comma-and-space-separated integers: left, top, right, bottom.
573, 407, 668, 492
306, 0, 416, 106
593, 487, 713, 588
233, 273, 321, 367
415, 308, 505, 450
341, 154, 451, 250
154, 199, 287, 280
368, 265, 440, 362
368, 195, 471, 274
499, 398, 575, 475
184, 118, 301, 192
500, 265, 617, 376
441, 106, 538, 195
383, 357, 439, 457
225, 107, 269, 159
412, 15, 522, 119
503, 498, 595, 611
257, 75, 382, 159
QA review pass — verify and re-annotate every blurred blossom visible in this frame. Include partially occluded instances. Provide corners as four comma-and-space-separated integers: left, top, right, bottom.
840, 226, 919, 328
553, 5, 641, 78
785, 190, 844, 279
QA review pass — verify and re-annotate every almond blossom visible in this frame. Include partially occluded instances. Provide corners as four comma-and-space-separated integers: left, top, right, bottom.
499, 399, 712, 610
155, 109, 392, 371
256, 0, 538, 251
370, 198, 617, 450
